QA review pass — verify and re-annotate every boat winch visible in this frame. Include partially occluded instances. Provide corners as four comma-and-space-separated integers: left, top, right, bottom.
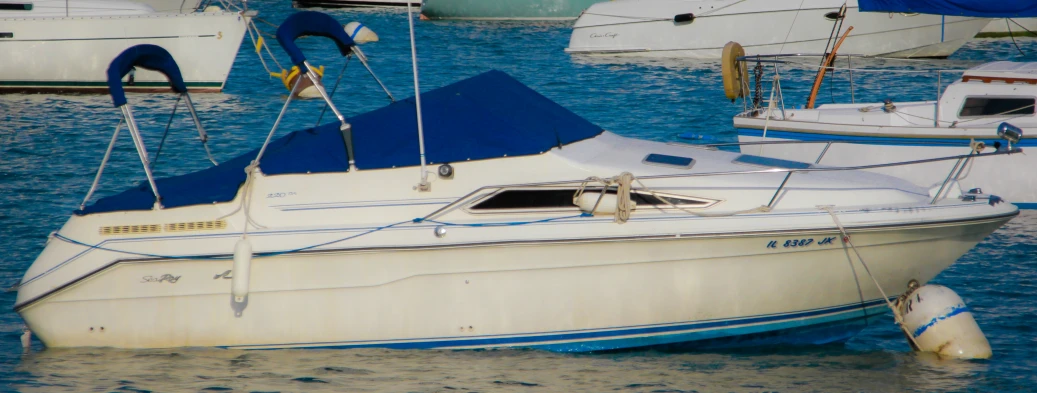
896, 282, 992, 359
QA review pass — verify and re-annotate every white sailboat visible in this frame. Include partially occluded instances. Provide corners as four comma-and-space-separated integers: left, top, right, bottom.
566, 0, 990, 58
292, 0, 419, 9
0, 0, 248, 93
14, 12, 1019, 351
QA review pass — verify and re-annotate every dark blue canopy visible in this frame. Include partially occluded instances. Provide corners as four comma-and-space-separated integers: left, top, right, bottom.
859, 0, 1037, 17
107, 45, 187, 107
77, 70, 602, 215
276, 11, 355, 72
351, 70, 602, 169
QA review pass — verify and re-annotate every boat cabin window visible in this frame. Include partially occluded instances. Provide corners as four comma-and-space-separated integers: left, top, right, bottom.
468, 188, 717, 213
0, 3, 32, 10
959, 97, 1035, 118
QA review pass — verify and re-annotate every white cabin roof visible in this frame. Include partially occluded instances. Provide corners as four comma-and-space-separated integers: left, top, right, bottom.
962, 61, 1037, 83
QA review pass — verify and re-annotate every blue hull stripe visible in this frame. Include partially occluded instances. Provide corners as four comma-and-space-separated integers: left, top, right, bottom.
225, 300, 889, 352
736, 128, 1037, 148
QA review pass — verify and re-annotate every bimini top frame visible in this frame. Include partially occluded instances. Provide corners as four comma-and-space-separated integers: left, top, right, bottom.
81, 44, 217, 211
261, 11, 359, 170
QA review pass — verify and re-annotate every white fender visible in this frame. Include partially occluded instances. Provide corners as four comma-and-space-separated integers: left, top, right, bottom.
297, 86, 322, 99
232, 237, 253, 303
345, 22, 379, 44
899, 285, 991, 359
576, 192, 620, 214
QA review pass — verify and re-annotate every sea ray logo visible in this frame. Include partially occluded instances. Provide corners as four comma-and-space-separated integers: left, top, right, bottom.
141, 274, 180, 284
214, 270, 233, 280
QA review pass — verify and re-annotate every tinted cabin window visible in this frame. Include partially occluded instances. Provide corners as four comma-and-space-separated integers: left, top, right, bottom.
470, 189, 714, 211
959, 97, 1035, 117
470, 190, 577, 210
630, 191, 712, 207
0, 3, 33, 10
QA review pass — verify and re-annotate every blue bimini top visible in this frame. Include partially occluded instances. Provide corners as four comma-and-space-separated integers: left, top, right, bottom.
77, 70, 603, 215
859, 0, 1037, 17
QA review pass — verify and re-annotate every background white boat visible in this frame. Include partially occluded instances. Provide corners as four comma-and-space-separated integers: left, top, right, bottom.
139, 0, 203, 13
566, 0, 989, 58
420, 0, 605, 20
0, 0, 248, 93
734, 61, 1037, 208
292, 0, 419, 8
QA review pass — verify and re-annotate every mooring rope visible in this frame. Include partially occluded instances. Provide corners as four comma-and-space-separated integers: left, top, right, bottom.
819, 205, 923, 349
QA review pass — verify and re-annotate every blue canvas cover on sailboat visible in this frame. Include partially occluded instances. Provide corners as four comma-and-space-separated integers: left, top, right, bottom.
859, 0, 1037, 17
77, 70, 602, 215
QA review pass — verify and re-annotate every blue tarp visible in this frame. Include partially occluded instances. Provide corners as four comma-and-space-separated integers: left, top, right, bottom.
351, 70, 602, 169
77, 70, 602, 215
859, 0, 1037, 17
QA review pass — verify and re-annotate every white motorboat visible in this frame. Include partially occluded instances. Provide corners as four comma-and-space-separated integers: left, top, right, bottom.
14, 12, 1019, 351
733, 57, 1037, 208
566, 0, 990, 59
292, 0, 419, 9
0, 0, 248, 93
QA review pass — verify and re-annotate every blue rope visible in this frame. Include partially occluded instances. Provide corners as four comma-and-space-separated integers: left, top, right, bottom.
53, 214, 591, 261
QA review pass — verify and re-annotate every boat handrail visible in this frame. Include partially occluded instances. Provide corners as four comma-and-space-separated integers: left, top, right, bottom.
420, 147, 1022, 221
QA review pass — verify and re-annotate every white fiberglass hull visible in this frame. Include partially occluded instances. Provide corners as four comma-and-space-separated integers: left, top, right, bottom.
567, 0, 990, 58
0, 12, 248, 93
16, 202, 1013, 350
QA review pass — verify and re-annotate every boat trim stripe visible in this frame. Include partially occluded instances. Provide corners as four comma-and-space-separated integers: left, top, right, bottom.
223, 300, 890, 350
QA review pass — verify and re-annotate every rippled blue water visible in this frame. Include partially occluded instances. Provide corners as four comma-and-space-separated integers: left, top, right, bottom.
2, 2, 1036, 391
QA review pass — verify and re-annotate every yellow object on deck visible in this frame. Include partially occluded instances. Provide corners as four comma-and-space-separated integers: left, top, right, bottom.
271, 65, 325, 91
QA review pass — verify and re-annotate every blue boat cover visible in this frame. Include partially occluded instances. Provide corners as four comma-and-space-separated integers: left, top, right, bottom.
277, 11, 355, 72
107, 45, 188, 107
77, 70, 602, 215
859, 0, 1037, 17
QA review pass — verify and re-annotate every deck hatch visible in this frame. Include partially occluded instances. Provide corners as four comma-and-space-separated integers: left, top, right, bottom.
733, 155, 812, 170
643, 154, 694, 169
